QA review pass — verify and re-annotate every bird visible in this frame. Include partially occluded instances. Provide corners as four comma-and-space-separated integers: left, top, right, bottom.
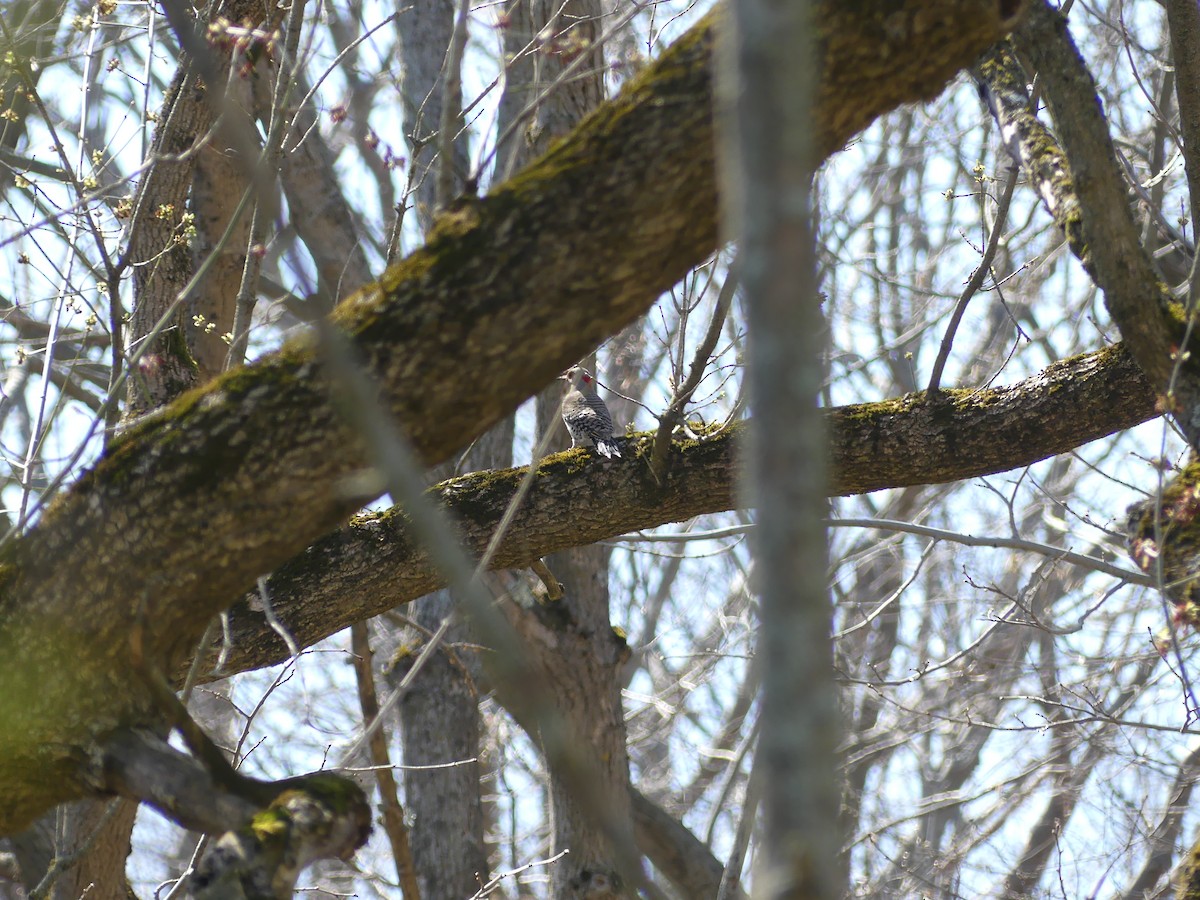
559, 365, 622, 459
1126, 458, 1200, 650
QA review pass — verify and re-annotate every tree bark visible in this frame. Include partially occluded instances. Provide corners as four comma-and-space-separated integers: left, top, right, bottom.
497, 0, 639, 889
8, 800, 137, 900
395, 0, 471, 230
1015, 2, 1199, 431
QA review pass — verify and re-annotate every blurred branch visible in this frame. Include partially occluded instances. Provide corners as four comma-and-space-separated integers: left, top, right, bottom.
730, 0, 837, 888
829, 517, 1146, 584
631, 787, 744, 900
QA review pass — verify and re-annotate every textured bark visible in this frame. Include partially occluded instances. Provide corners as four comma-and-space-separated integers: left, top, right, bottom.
188, 73, 255, 381
19, 2, 261, 885
102, 730, 258, 835
495, 0, 606, 179
496, 0, 636, 890
392, 3, 491, 893
523, 434, 634, 898
392, 593, 489, 900
0, 0, 1025, 834
500, 581, 634, 899
8, 800, 137, 900
812, 0, 1025, 161
393, 436, 506, 900
123, 64, 209, 414
826, 344, 1156, 495
522, 361, 644, 897
1181, 843, 1200, 900
204, 428, 741, 678
395, 0, 471, 229
182, 777, 371, 899
100, 730, 371, 895
126, 0, 284, 411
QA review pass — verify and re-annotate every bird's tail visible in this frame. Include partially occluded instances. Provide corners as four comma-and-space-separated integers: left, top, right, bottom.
596, 438, 622, 459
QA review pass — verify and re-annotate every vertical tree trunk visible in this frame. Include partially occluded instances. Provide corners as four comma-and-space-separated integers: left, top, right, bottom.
9, 801, 137, 900
392, 3, 493, 894
395, 0, 471, 232
393, 590, 490, 900
503, 547, 637, 898
498, 1, 639, 891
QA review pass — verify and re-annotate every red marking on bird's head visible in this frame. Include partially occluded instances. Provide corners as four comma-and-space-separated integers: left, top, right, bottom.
582, 373, 592, 384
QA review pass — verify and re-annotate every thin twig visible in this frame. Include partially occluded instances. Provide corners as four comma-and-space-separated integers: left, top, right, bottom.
349, 622, 421, 898
927, 162, 1018, 393
255, 575, 300, 658
468, 849, 570, 899
829, 517, 1147, 584
648, 258, 739, 481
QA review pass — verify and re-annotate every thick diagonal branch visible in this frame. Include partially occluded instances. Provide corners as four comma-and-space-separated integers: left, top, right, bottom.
1014, 3, 1197, 423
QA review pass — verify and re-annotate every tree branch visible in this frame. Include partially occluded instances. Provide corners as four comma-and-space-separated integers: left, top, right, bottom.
1015, 3, 1196, 429
207, 342, 1153, 678
631, 787, 742, 899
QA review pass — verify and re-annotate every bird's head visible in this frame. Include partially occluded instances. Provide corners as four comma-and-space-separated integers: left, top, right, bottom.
1125, 499, 1153, 543
559, 366, 595, 391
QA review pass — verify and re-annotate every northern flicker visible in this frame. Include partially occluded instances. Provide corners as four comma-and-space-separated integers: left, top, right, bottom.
1126, 457, 1200, 650
559, 365, 622, 459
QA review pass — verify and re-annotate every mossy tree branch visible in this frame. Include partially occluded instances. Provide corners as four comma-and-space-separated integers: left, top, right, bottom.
212, 343, 1155, 679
